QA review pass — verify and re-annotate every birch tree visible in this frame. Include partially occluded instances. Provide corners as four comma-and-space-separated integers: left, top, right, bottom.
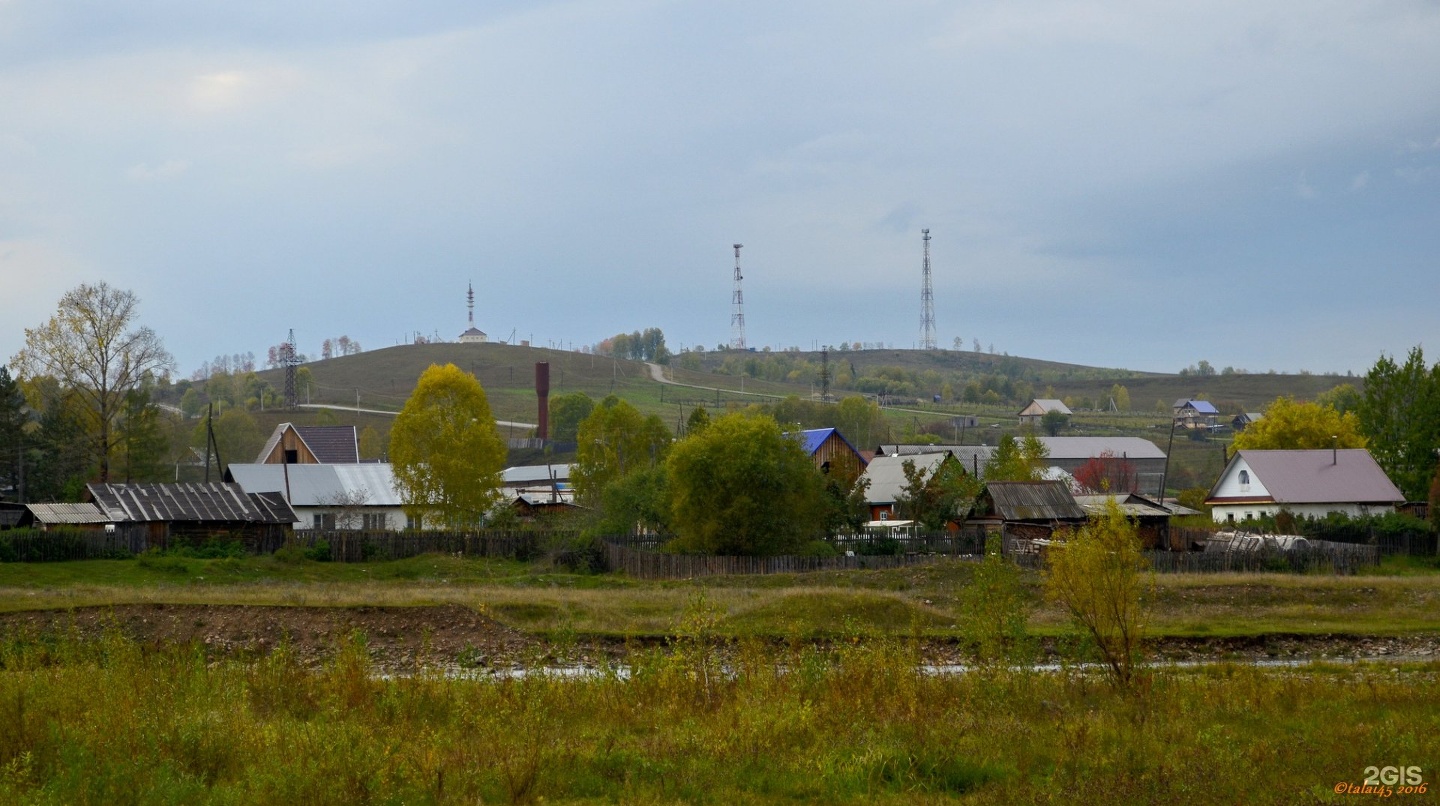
11, 283, 174, 482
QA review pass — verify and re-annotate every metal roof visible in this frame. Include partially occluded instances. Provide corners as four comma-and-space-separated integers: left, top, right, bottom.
1018, 399, 1072, 416
986, 481, 1086, 521
1173, 399, 1220, 414
227, 463, 405, 507
1212, 449, 1404, 505
501, 464, 572, 486
1072, 493, 1172, 519
861, 453, 955, 505
1034, 436, 1167, 461
27, 502, 110, 524
87, 483, 297, 524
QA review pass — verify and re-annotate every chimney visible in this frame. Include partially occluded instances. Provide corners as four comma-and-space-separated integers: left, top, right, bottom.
535, 362, 550, 441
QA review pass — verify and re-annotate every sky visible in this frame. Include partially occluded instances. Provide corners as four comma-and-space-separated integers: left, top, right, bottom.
1, 0, 1437, 378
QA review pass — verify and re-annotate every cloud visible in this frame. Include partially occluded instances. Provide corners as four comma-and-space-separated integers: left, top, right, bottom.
1349, 170, 1370, 191
1295, 171, 1318, 200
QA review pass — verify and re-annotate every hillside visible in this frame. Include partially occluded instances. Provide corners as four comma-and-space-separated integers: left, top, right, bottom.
206, 342, 1356, 494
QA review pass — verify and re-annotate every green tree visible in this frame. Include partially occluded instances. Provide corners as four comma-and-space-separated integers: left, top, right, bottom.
1315, 383, 1361, 415
1040, 409, 1068, 436
1231, 396, 1366, 451
10, 283, 174, 481
895, 458, 979, 531
983, 434, 1049, 482
116, 383, 172, 482
1356, 347, 1440, 500
548, 392, 595, 444
685, 404, 711, 436
389, 363, 507, 528
1045, 498, 1149, 690
358, 425, 387, 460
959, 536, 1034, 671
0, 368, 29, 498
596, 465, 672, 536
573, 397, 671, 505
192, 407, 263, 471
667, 412, 827, 555
833, 395, 888, 450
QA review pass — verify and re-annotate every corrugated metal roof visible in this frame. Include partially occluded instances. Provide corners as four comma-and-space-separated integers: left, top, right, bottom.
1219, 450, 1404, 505
877, 445, 994, 473
88, 483, 297, 524
501, 464, 572, 486
227, 463, 404, 507
1173, 399, 1220, 414
798, 428, 835, 455
862, 453, 955, 505
986, 481, 1086, 521
1035, 436, 1167, 461
27, 502, 110, 524
1072, 494, 1171, 519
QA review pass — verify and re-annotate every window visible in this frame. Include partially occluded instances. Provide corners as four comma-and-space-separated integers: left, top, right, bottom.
1238, 469, 1250, 492
284, 449, 299, 464
362, 513, 387, 531
316, 513, 336, 530
406, 513, 423, 531
879, 511, 889, 521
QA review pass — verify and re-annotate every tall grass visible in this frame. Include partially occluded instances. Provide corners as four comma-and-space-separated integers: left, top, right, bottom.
0, 628, 1434, 804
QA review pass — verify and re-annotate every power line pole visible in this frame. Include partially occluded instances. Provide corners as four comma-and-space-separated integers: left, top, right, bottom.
730, 243, 747, 351
282, 328, 300, 409
920, 229, 936, 351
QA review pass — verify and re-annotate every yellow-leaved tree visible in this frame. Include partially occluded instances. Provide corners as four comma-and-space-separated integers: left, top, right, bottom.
1232, 396, 1366, 451
1044, 498, 1150, 690
390, 363, 506, 528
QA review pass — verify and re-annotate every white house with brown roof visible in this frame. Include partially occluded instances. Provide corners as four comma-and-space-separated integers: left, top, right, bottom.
1017, 399, 1071, 428
1205, 449, 1405, 523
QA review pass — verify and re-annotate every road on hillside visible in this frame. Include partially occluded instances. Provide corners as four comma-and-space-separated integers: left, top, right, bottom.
297, 403, 536, 430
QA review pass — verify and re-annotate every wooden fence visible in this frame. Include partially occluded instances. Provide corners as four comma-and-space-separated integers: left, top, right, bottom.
603, 542, 949, 580
1012, 539, 1380, 575
291, 529, 556, 563
0, 527, 151, 562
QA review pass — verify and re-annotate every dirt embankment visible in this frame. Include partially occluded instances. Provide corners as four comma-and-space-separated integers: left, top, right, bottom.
1, 604, 1436, 674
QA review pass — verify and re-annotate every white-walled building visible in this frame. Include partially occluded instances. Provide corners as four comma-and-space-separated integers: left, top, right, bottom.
1204, 449, 1404, 524
227, 463, 410, 530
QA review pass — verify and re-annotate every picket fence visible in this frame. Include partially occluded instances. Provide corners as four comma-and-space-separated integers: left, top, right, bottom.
291, 529, 555, 563
603, 542, 949, 580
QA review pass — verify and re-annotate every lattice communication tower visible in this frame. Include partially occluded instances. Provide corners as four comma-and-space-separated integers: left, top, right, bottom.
730, 243, 747, 350
919, 229, 937, 350
282, 328, 301, 409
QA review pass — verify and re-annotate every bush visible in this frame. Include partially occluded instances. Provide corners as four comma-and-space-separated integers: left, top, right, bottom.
796, 540, 839, 558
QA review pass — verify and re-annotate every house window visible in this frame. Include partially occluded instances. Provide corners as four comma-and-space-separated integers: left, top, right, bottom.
284, 449, 299, 464
1244, 511, 1254, 521
879, 511, 889, 521
406, 513, 423, 531
316, 513, 336, 530
362, 513, 387, 531
1238, 470, 1250, 492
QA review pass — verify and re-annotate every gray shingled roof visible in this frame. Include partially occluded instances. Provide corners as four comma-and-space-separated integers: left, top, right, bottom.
986, 481, 1086, 521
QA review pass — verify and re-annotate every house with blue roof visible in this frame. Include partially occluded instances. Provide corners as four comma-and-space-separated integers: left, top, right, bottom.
1172, 398, 1220, 430
790, 428, 868, 481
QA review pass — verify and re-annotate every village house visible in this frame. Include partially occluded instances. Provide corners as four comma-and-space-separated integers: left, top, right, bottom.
1017, 398, 1072, 428
1034, 436, 1168, 497
859, 451, 965, 523
792, 428, 868, 480
255, 423, 360, 465
1204, 448, 1405, 524
86, 482, 296, 550
969, 480, 1087, 553
1173, 399, 1220, 430
227, 463, 408, 530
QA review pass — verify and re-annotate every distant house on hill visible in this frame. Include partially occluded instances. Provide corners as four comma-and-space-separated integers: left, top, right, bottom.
255, 423, 360, 465
1204, 449, 1405, 524
1017, 399, 1071, 428
1232, 412, 1263, 431
1173, 399, 1220, 429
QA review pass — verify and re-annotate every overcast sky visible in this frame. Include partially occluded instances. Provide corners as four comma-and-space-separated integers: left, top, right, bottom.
2, 1, 1437, 377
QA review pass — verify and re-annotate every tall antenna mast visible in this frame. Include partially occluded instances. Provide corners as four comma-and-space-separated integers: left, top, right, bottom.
730, 243, 747, 350
282, 328, 300, 409
919, 228, 936, 350
467, 281, 475, 326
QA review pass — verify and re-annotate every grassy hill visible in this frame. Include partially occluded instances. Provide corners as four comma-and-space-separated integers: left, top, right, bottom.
211, 342, 1357, 494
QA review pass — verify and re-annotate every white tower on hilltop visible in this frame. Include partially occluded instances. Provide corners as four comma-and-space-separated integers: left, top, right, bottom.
459, 281, 488, 343
919, 229, 936, 351
730, 244, 747, 351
